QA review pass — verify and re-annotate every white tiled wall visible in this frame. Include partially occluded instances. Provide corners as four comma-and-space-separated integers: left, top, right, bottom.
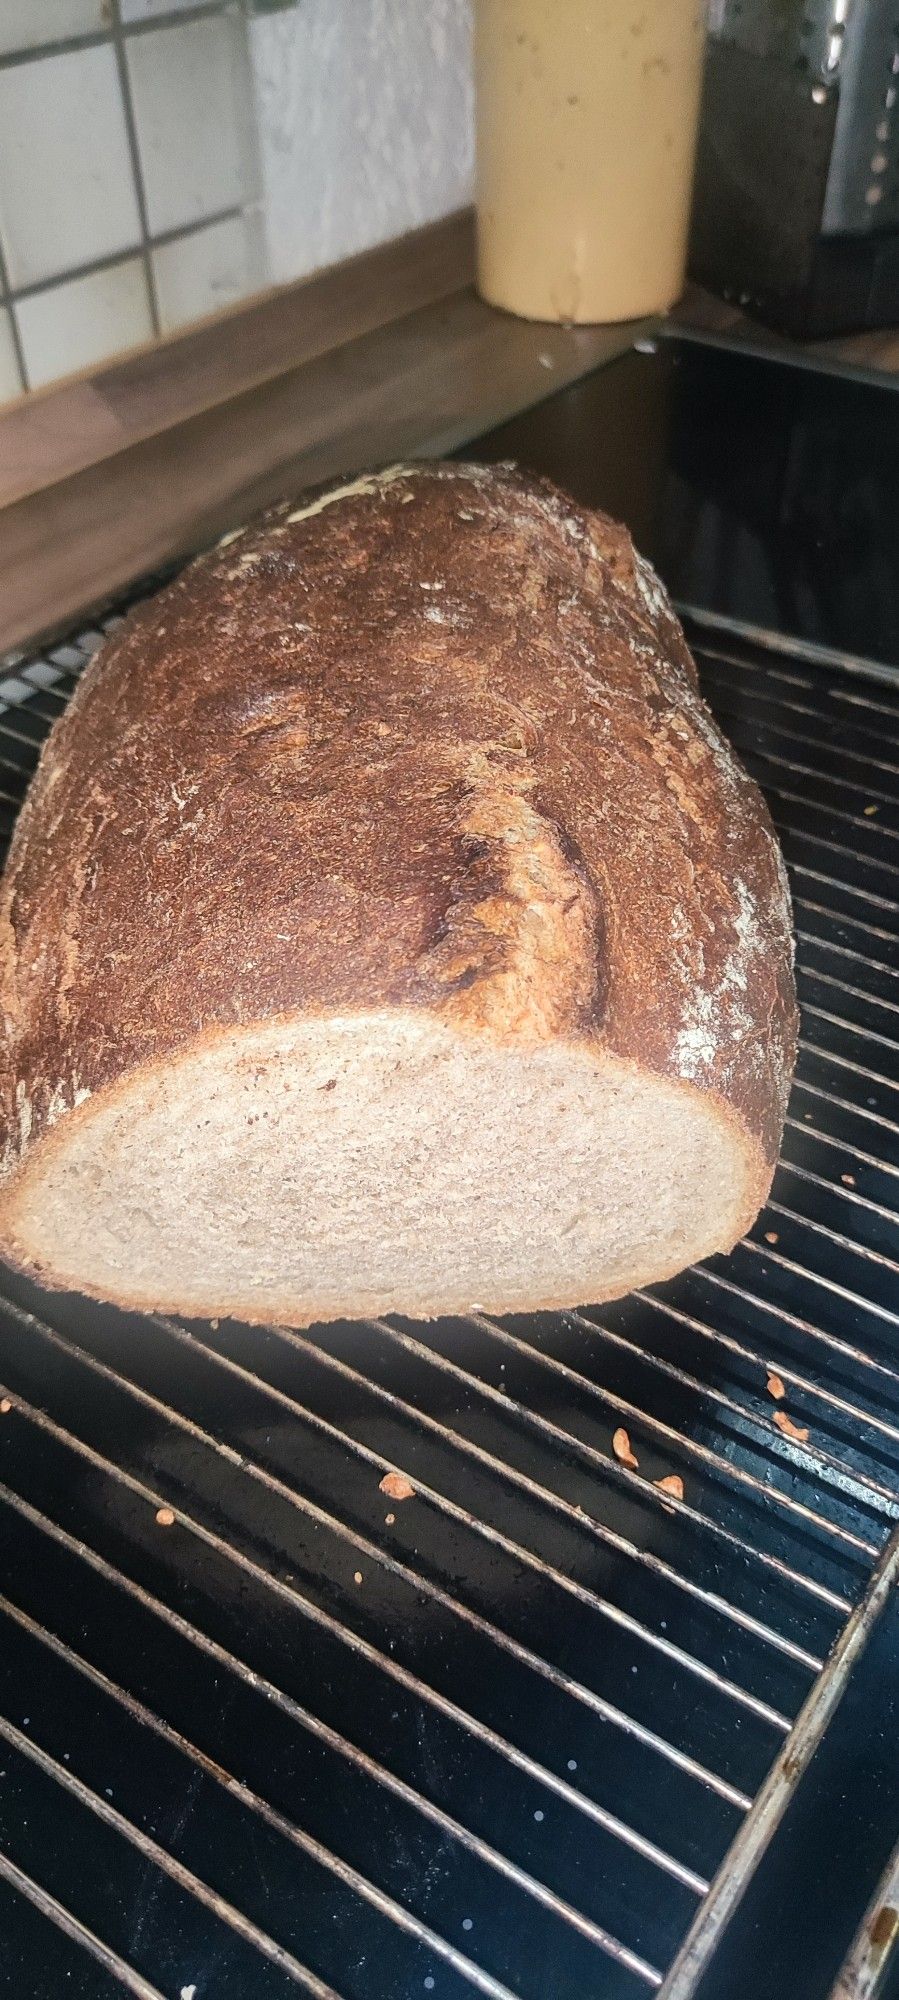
0, 1, 265, 399
0, 45, 141, 287
16, 257, 154, 389
0, 308, 21, 400
0, 2, 107, 58
126, 14, 257, 235
152, 210, 266, 332
0, 0, 475, 401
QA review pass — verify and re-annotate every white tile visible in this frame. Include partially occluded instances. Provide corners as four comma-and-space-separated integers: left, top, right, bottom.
0, 45, 142, 287
0, 308, 23, 402
16, 256, 153, 389
152, 211, 266, 331
0, 1, 106, 56
127, 14, 257, 236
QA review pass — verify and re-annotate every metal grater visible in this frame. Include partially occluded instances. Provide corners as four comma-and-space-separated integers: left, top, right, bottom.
692, 0, 899, 333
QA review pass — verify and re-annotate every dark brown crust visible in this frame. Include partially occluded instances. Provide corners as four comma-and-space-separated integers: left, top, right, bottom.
0, 460, 797, 1196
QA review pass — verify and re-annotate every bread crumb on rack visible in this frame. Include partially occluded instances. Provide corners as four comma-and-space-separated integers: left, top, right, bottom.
612, 1427, 639, 1470
379, 1470, 416, 1501
773, 1409, 809, 1443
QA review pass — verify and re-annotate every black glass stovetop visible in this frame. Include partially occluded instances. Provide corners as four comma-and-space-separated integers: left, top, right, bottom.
468, 332, 899, 675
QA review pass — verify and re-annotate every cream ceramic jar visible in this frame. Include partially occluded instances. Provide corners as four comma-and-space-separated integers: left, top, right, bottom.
475, 0, 706, 324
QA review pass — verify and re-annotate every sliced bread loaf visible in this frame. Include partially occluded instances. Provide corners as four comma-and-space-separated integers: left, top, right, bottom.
0, 462, 797, 1324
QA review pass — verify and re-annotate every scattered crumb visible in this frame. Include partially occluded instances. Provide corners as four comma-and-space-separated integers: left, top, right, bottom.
773, 1410, 809, 1443
766, 1372, 786, 1401
385, 1512, 396, 1526
863, 804, 878, 816
0, 1398, 11, 1414
210, 1318, 219, 1330
655, 1474, 684, 1503
354, 1570, 363, 1585
379, 1470, 416, 1501
841, 1173, 856, 1187
155, 1507, 175, 1527
764, 1231, 779, 1245
612, 1426, 639, 1470
871, 1907, 899, 1951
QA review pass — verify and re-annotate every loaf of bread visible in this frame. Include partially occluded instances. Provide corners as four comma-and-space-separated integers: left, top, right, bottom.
0, 462, 797, 1325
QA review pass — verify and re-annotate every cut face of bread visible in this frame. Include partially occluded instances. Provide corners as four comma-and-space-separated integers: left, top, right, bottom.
4, 1012, 760, 1324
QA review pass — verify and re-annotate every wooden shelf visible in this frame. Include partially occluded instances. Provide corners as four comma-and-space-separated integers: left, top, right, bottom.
0, 211, 642, 660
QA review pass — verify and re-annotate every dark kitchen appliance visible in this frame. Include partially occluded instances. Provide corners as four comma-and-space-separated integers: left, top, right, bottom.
0, 334, 897, 2000
691, 0, 899, 335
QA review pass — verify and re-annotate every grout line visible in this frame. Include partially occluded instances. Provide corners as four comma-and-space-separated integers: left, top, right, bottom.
108, 0, 162, 337
0, 32, 114, 69
1, 306, 28, 396
6, 208, 243, 308
0, 5, 228, 71
0, 234, 28, 393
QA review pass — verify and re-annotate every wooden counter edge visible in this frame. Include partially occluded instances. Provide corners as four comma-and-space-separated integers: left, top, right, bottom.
0, 209, 477, 512
0, 283, 646, 662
